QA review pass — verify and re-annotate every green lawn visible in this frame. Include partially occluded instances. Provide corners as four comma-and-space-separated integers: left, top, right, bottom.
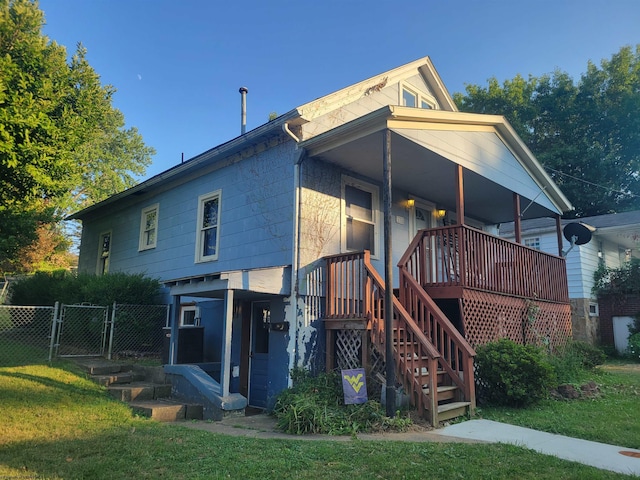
0, 362, 637, 479
477, 363, 640, 449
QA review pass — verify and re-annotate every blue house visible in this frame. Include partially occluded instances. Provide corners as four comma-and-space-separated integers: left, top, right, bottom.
70, 57, 574, 424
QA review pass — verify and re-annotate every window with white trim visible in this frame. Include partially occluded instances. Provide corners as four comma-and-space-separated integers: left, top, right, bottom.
180, 304, 199, 327
400, 84, 436, 109
342, 177, 379, 256
195, 190, 221, 262
524, 237, 541, 250
97, 231, 112, 274
138, 203, 159, 251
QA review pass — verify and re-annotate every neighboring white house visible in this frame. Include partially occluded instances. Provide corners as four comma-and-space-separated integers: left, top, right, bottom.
499, 210, 640, 344
69, 56, 573, 421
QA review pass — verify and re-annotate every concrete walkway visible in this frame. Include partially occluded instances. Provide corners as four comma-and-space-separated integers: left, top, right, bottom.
437, 419, 640, 476
177, 415, 640, 476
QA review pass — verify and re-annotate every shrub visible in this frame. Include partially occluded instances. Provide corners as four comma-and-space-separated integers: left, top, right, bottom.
546, 341, 605, 384
565, 341, 606, 370
593, 258, 640, 296
475, 339, 556, 407
273, 368, 410, 435
9, 271, 162, 306
627, 333, 640, 362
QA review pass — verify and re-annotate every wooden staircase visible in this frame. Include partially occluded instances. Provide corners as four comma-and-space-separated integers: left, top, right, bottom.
75, 358, 203, 422
325, 251, 475, 426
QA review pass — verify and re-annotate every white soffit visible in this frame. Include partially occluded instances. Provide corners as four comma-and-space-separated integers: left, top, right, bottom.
392, 128, 560, 214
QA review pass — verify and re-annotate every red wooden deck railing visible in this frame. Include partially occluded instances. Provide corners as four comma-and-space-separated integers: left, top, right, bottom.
325, 251, 475, 424
398, 225, 569, 303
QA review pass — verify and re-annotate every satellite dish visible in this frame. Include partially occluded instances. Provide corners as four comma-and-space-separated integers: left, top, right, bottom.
562, 222, 592, 256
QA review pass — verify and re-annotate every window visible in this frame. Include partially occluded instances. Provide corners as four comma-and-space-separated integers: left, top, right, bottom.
402, 88, 417, 107
342, 176, 379, 256
139, 204, 159, 251
97, 231, 111, 274
180, 304, 199, 327
589, 303, 599, 317
195, 190, 221, 262
524, 237, 541, 250
400, 84, 437, 110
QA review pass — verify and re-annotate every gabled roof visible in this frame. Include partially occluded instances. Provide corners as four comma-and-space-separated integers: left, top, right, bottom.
69, 56, 571, 223
292, 56, 457, 124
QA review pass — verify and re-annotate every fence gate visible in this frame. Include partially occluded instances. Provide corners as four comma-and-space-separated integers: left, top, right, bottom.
52, 304, 110, 358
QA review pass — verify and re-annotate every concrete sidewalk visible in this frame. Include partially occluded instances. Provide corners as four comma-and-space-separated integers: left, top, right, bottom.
437, 419, 640, 476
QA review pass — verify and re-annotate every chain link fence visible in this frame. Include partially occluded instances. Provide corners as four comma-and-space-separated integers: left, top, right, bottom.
0, 303, 169, 367
0, 305, 56, 366
109, 304, 170, 360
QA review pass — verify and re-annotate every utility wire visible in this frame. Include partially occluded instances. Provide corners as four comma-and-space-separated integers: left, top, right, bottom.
544, 166, 640, 199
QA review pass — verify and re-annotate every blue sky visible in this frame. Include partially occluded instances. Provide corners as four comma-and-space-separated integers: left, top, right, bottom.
39, 0, 640, 180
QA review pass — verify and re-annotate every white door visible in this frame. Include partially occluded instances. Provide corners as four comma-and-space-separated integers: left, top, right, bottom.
613, 316, 634, 354
409, 200, 435, 240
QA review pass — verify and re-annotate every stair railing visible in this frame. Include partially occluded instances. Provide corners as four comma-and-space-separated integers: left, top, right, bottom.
325, 251, 442, 424
398, 227, 478, 409
398, 268, 476, 407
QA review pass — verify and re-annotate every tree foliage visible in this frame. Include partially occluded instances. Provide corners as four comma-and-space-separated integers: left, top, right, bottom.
0, 0, 155, 273
454, 45, 640, 218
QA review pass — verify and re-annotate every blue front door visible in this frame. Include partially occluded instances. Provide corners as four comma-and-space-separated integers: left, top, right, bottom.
248, 302, 270, 408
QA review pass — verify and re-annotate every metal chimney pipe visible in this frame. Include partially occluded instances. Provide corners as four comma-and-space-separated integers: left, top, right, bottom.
239, 87, 248, 135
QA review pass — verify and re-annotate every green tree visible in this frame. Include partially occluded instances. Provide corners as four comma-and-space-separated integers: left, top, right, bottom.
454, 45, 640, 218
0, 0, 154, 273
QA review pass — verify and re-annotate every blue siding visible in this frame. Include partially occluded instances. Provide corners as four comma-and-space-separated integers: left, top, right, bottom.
266, 297, 290, 410
77, 141, 297, 280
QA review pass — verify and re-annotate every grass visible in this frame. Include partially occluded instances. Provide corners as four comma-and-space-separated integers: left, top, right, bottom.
477, 363, 640, 450
0, 362, 637, 479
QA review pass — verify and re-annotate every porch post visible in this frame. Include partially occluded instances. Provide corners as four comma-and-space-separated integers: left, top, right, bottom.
555, 214, 563, 256
383, 129, 396, 417
513, 193, 522, 244
221, 289, 234, 397
455, 164, 465, 225
169, 295, 180, 365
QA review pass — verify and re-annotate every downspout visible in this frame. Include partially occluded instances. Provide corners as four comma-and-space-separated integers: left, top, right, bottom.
283, 122, 305, 383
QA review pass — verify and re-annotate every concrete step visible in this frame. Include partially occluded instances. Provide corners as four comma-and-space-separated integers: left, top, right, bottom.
74, 358, 132, 376
437, 401, 471, 422
108, 382, 172, 402
130, 399, 203, 422
91, 371, 146, 386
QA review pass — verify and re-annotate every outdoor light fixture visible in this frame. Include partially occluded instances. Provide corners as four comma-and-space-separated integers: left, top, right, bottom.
435, 209, 447, 219
405, 198, 415, 209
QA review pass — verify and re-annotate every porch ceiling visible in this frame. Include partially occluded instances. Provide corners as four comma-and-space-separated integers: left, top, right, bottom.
299, 109, 570, 225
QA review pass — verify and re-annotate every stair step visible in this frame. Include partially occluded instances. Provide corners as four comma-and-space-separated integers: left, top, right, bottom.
130, 399, 203, 422
437, 401, 471, 422
91, 371, 145, 386
108, 382, 172, 402
413, 367, 444, 374
74, 358, 132, 376
422, 385, 458, 401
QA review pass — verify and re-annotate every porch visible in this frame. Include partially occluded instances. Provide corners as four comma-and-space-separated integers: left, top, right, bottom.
323, 225, 572, 425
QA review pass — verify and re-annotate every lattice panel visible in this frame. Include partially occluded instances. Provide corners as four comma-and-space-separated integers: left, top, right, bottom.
335, 329, 363, 370
369, 342, 386, 379
461, 289, 571, 350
